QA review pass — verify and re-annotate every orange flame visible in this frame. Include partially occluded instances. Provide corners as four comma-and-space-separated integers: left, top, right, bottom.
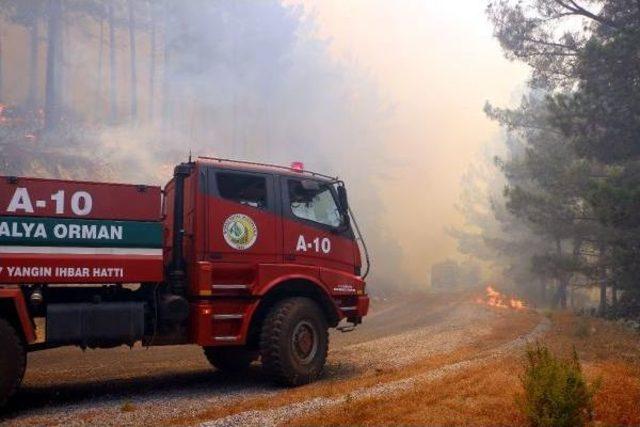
476, 286, 526, 310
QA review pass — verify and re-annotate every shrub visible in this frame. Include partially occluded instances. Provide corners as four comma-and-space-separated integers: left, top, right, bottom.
574, 318, 591, 339
518, 343, 597, 427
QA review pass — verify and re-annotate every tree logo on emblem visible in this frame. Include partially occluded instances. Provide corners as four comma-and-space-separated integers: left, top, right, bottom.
223, 214, 258, 250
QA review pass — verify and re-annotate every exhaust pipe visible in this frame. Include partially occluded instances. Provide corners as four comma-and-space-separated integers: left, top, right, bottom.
168, 162, 192, 296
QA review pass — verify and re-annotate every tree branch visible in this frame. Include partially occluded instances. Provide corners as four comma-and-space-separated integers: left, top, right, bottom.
553, 0, 620, 29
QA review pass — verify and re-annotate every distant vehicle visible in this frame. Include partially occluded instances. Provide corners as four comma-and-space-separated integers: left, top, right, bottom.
0, 157, 370, 407
430, 259, 479, 291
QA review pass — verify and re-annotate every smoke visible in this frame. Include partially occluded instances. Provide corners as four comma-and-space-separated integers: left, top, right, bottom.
0, 1, 530, 291
155, 1, 409, 289
29, 0, 407, 289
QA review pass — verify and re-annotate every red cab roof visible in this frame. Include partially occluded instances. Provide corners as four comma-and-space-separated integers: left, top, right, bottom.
196, 157, 339, 182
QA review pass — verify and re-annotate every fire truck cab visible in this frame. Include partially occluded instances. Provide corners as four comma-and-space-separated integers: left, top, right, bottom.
0, 158, 369, 407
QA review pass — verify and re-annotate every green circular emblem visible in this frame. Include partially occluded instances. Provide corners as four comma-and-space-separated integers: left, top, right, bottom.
223, 214, 258, 250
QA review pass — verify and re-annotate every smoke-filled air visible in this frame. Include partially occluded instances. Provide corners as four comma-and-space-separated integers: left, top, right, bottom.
0, 1, 529, 291
2, 1, 640, 425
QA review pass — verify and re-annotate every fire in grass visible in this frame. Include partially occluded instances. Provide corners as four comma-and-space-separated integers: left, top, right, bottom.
476, 286, 526, 310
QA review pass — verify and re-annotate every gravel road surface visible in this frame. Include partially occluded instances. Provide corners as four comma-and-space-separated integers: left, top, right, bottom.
0, 293, 540, 426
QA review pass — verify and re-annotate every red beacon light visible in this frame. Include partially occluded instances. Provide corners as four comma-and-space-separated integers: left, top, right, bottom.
291, 161, 304, 172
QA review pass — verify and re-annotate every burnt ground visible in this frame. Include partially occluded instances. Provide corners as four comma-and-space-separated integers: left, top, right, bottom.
0, 291, 541, 426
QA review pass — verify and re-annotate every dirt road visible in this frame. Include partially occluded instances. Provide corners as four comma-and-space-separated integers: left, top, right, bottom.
0, 292, 544, 426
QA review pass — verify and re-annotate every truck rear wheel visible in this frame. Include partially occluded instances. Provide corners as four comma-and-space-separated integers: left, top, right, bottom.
260, 297, 328, 386
0, 318, 26, 408
203, 347, 257, 373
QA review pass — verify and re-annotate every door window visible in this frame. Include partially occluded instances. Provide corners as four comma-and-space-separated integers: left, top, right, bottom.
288, 180, 342, 227
217, 173, 268, 209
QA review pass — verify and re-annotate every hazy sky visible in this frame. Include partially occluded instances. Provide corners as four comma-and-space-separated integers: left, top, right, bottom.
291, 0, 531, 284
1, 1, 531, 288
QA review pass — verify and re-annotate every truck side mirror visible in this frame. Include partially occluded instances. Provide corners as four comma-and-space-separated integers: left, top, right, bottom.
337, 185, 349, 213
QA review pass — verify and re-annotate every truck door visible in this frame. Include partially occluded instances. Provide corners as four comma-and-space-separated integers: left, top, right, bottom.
204, 169, 278, 265
281, 177, 356, 273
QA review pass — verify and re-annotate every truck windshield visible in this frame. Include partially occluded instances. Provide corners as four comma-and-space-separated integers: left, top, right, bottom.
288, 180, 342, 227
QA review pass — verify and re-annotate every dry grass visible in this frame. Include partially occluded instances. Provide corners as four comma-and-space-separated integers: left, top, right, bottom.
589, 360, 640, 425
292, 311, 640, 426
168, 307, 539, 426
545, 313, 640, 426
167, 350, 480, 425
292, 357, 525, 426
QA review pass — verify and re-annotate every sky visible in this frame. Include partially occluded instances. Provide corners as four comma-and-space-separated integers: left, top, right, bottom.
287, 0, 531, 285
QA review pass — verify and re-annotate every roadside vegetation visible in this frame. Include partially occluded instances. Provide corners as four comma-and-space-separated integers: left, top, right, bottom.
291, 309, 640, 426
444, 5, 640, 424
518, 343, 596, 427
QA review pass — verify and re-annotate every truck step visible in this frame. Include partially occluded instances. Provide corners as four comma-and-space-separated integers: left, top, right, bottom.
337, 324, 357, 333
212, 284, 249, 290
212, 314, 244, 320
214, 335, 239, 342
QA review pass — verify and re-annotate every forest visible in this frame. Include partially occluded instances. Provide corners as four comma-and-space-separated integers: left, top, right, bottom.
455, 0, 640, 319
0, 0, 184, 179
0, 1, 318, 174
3, 0, 640, 313
0, 0, 409, 290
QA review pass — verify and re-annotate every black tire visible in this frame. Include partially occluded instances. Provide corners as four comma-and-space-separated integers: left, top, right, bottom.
260, 297, 328, 386
0, 318, 26, 409
203, 347, 257, 373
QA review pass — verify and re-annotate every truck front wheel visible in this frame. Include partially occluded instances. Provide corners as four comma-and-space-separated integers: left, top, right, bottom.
0, 318, 26, 408
260, 297, 328, 386
203, 347, 257, 373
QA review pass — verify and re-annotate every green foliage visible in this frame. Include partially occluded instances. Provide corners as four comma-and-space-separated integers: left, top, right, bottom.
518, 343, 596, 427
587, 166, 640, 230
481, 0, 640, 315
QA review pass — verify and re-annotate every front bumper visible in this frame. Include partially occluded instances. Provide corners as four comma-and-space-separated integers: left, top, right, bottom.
356, 295, 370, 316
345, 295, 369, 324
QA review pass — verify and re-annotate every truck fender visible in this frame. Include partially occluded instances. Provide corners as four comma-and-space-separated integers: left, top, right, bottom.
249, 274, 342, 328
0, 288, 36, 344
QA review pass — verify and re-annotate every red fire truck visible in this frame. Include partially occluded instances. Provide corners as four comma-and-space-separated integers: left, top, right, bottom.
0, 157, 369, 407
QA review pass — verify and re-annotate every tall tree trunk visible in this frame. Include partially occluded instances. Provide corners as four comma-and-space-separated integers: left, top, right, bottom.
148, 1, 156, 122
44, 0, 62, 131
553, 238, 567, 309
598, 242, 607, 317
96, 16, 104, 119
569, 283, 574, 309
128, 0, 137, 121
568, 240, 580, 311
551, 278, 559, 308
27, 20, 39, 109
598, 272, 607, 316
539, 278, 547, 306
558, 277, 568, 309
108, 2, 117, 124
0, 22, 4, 103
55, 17, 64, 109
